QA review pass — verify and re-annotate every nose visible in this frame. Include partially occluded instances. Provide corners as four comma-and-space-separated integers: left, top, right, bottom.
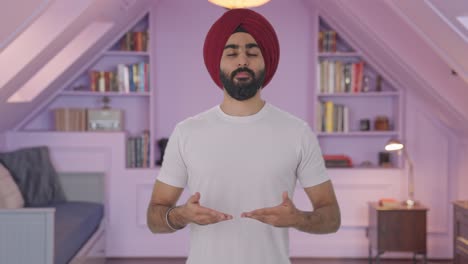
237, 53, 249, 67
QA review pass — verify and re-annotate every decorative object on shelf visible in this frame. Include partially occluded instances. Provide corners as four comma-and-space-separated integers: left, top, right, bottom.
156, 138, 168, 166
362, 75, 370, 92
374, 115, 389, 131
359, 118, 370, 131
208, 0, 270, 9
72, 85, 88, 91
358, 160, 373, 168
378, 151, 391, 167
102, 96, 110, 109
87, 96, 124, 131
376, 75, 383, 92
53, 108, 87, 131
385, 139, 415, 207
323, 154, 353, 168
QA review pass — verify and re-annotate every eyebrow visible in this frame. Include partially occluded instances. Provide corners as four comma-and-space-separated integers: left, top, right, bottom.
224, 43, 260, 50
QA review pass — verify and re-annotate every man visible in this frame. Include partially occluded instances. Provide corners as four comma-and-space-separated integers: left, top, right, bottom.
147, 8, 340, 264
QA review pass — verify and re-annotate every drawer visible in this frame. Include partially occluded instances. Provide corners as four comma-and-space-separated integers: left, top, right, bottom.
455, 207, 468, 223
457, 236, 468, 254
456, 221, 468, 242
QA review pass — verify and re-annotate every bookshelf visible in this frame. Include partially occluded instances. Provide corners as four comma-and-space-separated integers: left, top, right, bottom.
315, 17, 402, 169
20, 13, 154, 169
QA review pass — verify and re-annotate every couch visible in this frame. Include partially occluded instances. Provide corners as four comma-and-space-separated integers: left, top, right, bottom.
0, 146, 105, 264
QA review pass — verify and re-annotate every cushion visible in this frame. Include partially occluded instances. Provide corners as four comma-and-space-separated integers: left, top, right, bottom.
53, 201, 104, 264
0, 162, 25, 208
0, 146, 67, 206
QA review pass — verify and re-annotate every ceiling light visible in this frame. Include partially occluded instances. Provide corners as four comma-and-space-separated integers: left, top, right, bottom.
208, 0, 270, 9
457, 16, 468, 31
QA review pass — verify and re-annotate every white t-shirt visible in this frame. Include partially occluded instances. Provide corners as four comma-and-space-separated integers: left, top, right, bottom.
157, 102, 329, 264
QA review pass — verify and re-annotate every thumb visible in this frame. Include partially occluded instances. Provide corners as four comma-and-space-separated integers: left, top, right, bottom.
282, 191, 289, 204
188, 192, 201, 204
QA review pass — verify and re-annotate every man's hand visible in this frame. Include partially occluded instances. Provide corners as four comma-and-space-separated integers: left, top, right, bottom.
241, 191, 299, 227
174, 192, 233, 227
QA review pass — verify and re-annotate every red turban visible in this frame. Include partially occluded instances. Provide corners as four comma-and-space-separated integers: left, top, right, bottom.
203, 8, 280, 89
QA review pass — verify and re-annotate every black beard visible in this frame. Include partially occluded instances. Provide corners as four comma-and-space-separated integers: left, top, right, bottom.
220, 67, 265, 101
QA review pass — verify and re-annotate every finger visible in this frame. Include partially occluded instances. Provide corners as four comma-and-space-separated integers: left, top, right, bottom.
188, 192, 200, 204
243, 207, 277, 217
197, 213, 233, 225
197, 206, 233, 220
282, 191, 289, 203
248, 214, 274, 225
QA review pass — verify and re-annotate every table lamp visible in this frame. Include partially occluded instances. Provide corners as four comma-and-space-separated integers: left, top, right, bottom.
384, 139, 415, 207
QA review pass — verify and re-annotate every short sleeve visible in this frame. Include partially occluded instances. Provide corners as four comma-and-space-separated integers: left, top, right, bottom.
296, 124, 329, 188
157, 125, 188, 188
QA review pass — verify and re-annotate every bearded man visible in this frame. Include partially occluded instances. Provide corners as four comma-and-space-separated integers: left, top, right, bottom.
147, 8, 340, 264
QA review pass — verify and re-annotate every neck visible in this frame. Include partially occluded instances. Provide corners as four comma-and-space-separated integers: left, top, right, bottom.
220, 90, 265, 116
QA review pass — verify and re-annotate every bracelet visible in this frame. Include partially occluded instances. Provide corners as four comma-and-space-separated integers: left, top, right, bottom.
165, 206, 183, 231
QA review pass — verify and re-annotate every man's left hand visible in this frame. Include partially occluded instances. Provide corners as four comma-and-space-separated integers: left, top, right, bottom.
241, 191, 299, 228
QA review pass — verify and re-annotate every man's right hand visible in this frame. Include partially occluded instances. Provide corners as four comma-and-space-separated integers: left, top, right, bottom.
171, 192, 233, 227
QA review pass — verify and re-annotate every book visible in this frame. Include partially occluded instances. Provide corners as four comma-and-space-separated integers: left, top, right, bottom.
378, 198, 401, 208
323, 154, 352, 168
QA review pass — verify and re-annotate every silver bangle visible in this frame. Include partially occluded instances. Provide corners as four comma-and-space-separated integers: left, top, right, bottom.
165, 206, 183, 231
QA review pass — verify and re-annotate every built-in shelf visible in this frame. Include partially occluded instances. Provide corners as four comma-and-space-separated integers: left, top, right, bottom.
103, 51, 149, 56
326, 167, 400, 170
317, 92, 399, 97
317, 131, 399, 137
318, 52, 361, 57
60, 91, 150, 97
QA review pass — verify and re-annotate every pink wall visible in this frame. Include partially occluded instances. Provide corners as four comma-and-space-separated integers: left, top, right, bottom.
0, 133, 5, 151
152, 0, 314, 137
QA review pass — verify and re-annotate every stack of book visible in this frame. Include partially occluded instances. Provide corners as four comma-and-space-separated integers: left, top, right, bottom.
318, 30, 337, 52
317, 60, 365, 94
316, 101, 349, 133
126, 130, 150, 168
53, 108, 87, 131
118, 31, 149, 52
89, 62, 149, 93
323, 155, 353, 168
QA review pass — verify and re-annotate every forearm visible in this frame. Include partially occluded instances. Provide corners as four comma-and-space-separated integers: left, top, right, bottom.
147, 203, 188, 233
293, 204, 341, 234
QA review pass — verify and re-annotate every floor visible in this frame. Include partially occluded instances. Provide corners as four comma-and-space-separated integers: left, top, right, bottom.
106, 258, 453, 264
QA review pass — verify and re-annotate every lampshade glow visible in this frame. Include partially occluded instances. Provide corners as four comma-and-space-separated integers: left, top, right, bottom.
384, 138, 415, 207
208, 0, 271, 9
385, 139, 404, 151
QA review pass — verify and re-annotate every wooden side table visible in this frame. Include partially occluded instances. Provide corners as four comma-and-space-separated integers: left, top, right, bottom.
367, 202, 428, 264
453, 201, 468, 264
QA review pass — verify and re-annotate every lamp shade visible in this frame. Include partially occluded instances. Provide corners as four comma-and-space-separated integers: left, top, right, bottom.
385, 139, 404, 152
208, 0, 271, 9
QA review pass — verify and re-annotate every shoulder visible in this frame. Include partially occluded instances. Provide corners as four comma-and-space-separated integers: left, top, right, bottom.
266, 103, 310, 132
174, 106, 219, 134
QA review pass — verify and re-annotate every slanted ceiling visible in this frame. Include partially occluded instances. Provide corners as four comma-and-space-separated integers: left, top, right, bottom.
0, 0, 467, 135
0, 0, 152, 132
309, 0, 468, 135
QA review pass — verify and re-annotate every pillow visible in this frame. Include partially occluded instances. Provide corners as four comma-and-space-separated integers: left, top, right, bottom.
0, 146, 67, 207
0, 162, 25, 208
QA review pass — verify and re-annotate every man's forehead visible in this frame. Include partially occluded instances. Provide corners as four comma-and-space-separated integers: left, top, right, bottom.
224, 32, 259, 49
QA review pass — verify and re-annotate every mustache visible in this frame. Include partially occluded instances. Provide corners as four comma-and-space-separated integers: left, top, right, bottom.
231, 67, 255, 79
